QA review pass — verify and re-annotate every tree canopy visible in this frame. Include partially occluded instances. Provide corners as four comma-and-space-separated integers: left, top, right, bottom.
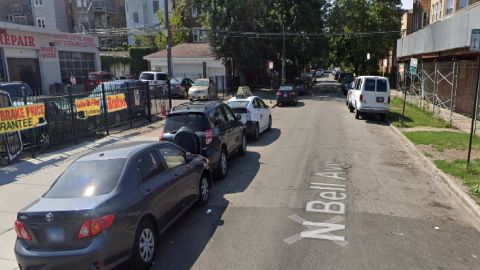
327, 0, 402, 75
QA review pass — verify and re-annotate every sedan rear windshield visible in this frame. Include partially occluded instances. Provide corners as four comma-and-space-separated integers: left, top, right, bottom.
44, 159, 126, 198
194, 80, 209, 87
0, 84, 33, 98
227, 101, 249, 109
164, 113, 210, 132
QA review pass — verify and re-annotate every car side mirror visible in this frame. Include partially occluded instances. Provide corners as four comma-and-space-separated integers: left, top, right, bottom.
185, 152, 194, 162
235, 114, 242, 121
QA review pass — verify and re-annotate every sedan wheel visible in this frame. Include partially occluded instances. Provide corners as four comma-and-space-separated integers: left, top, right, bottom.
267, 116, 272, 130
253, 123, 260, 141
198, 176, 210, 206
130, 220, 156, 270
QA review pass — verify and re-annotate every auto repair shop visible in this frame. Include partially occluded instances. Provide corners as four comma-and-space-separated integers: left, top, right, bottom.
0, 22, 100, 95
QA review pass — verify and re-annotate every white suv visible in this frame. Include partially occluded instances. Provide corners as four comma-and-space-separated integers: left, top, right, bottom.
347, 76, 390, 120
139, 71, 168, 87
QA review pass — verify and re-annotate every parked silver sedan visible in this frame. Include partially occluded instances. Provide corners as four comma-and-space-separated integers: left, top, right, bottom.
15, 141, 212, 270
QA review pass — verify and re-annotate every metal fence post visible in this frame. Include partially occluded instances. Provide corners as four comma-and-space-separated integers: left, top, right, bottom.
68, 86, 77, 144
126, 82, 133, 129
101, 83, 109, 135
449, 60, 457, 126
433, 62, 438, 114
146, 83, 152, 123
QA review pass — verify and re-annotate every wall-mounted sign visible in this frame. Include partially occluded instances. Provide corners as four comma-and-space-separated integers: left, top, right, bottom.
75, 97, 100, 118
40, 47, 57, 59
0, 104, 45, 134
409, 58, 418, 75
0, 31, 35, 48
51, 33, 97, 48
107, 94, 128, 113
470, 29, 480, 52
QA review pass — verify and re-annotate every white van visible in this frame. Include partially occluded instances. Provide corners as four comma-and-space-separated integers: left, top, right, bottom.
347, 76, 390, 120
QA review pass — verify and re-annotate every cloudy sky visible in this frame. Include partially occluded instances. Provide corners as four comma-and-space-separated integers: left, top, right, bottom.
402, 0, 413, 9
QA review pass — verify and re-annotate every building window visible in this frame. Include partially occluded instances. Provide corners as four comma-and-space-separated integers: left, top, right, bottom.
422, 12, 428, 27
192, 28, 206, 43
59, 51, 95, 84
192, 3, 199, 17
133, 12, 139, 23
153, 1, 159, 14
34, 0, 43, 6
460, 0, 469, 9
6, 15, 14, 22
446, 0, 454, 15
36, 18, 46, 28
76, 0, 88, 8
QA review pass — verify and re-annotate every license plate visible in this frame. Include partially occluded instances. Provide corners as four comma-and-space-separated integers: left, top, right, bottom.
47, 227, 65, 243
284, 94, 288, 97
376, 97, 384, 103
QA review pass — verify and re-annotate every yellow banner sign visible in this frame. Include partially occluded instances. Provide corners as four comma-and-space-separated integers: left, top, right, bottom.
75, 97, 100, 118
107, 93, 128, 113
0, 104, 46, 134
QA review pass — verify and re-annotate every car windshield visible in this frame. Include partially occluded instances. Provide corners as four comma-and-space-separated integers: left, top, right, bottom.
164, 113, 210, 132
171, 78, 181, 84
44, 159, 126, 198
228, 101, 250, 108
0, 84, 33, 98
194, 80, 209, 87
279, 85, 293, 91
139, 73, 154, 80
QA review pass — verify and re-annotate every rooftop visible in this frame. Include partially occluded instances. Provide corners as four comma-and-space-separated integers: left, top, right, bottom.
144, 43, 215, 59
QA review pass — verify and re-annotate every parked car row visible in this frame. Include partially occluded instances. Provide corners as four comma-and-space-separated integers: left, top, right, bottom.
346, 76, 391, 121
14, 94, 274, 269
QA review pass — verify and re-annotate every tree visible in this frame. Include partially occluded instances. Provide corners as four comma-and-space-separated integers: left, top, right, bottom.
195, 0, 329, 84
154, 0, 191, 49
327, 0, 402, 75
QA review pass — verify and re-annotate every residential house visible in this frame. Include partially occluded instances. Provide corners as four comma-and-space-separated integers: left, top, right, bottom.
32, 0, 71, 32
70, 0, 126, 32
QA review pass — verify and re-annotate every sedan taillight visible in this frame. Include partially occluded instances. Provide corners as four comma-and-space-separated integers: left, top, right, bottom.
78, 214, 115, 239
15, 220, 32, 241
276, 91, 282, 97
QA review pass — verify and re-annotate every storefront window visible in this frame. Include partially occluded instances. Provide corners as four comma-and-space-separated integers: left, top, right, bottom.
59, 51, 95, 85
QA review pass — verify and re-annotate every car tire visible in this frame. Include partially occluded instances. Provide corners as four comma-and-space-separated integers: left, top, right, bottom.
215, 147, 228, 180
238, 133, 247, 156
130, 219, 157, 270
355, 110, 360, 119
253, 123, 260, 141
198, 174, 210, 206
348, 103, 354, 113
267, 116, 272, 130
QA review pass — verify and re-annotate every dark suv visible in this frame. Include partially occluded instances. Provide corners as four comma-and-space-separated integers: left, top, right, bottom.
160, 101, 247, 179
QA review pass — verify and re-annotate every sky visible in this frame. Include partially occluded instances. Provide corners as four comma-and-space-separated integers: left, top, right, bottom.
402, 0, 413, 10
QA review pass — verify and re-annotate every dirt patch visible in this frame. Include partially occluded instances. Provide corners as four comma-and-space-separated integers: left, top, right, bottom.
417, 144, 480, 162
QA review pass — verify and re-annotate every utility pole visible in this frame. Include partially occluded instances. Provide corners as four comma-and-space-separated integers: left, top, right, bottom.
282, 23, 286, 84
164, 0, 172, 109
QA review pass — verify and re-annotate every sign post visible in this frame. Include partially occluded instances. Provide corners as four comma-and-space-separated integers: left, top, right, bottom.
268, 61, 274, 104
467, 29, 480, 168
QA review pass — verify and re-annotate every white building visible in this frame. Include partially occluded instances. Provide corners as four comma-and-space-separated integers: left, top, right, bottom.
31, 0, 71, 32
125, 0, 174, 45
0, 21, 101, 94
144, 43, 226, 89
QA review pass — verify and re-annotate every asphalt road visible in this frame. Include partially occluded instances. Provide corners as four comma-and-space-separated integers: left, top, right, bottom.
128, 76, 480, 270
1, 76, 479, 270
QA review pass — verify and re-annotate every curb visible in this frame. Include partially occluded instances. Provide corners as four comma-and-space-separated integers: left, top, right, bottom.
388, 121, 480, 230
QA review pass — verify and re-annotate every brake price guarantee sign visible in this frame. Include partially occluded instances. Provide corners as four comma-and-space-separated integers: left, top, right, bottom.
0, 104, 46, 134
107, 93, 128, 113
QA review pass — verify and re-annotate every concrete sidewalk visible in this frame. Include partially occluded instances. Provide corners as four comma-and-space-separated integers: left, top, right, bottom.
391, 90, 476, 134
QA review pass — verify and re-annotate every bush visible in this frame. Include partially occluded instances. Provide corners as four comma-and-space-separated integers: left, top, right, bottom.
129, 47, 157, 75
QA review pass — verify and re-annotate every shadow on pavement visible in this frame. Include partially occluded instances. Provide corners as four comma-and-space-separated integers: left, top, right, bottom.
114, 151, 262, 270
276, 101, 305, 108
248, 128, 281, 147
